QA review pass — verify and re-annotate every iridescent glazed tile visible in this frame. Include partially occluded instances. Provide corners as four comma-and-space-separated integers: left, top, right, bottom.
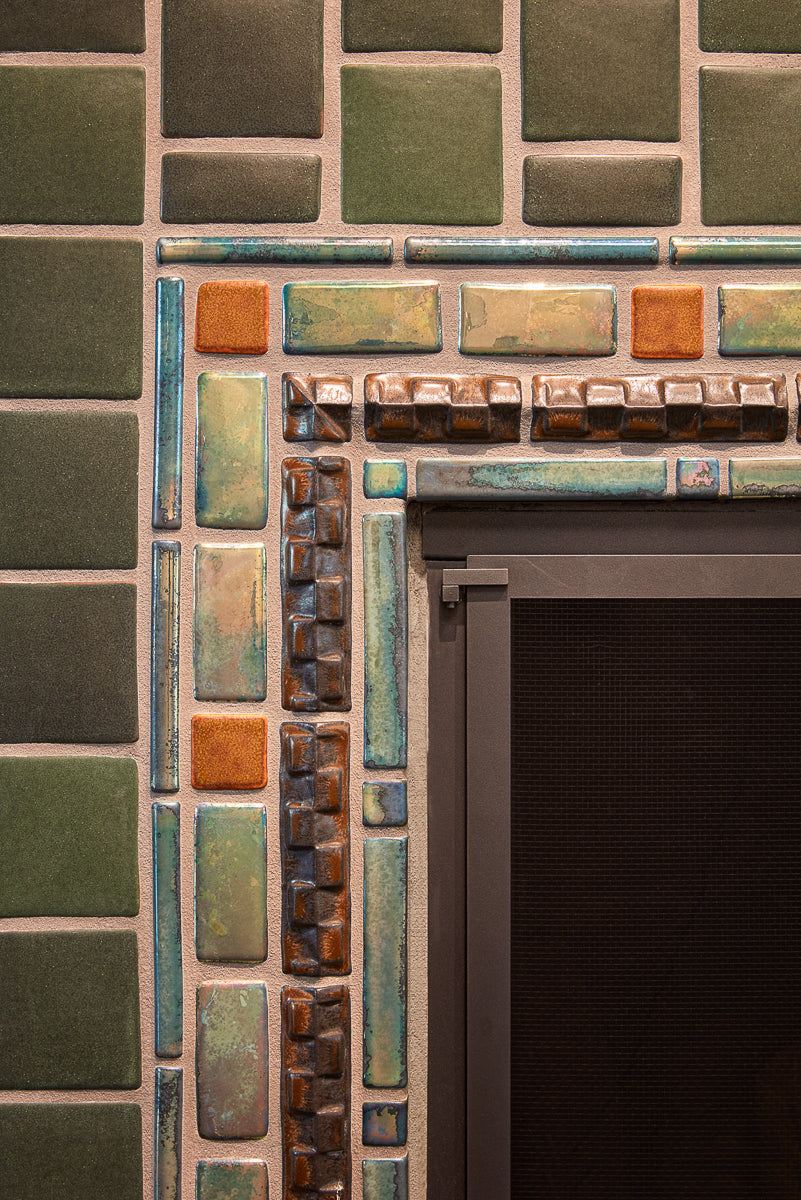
364, 462, 408, 500
729, 459, 801, 498
363, 1102, 408, 1146
153, 801, 183, 1059
158, 236, 392, 265
196, 373, 268, 529
283, 374, 353, 442
196, 981, 269, 1140
363, 514, 408, 770
151, 542, 181, 793
283, 282, 441, 354
459, 284, 616, 356
364, 837, 408, 1087
676, 458, 720, 499
406, 235, 660, 264
363, 781, 408, 828
154, 277, 184, 530
631, 286, 704, 360
363, 1157, 408, 1200
1, 0, 145, 50
719, 286, 801, 355
195, 804, 268, 963
195, 282, 269, 355
522, 157, 681, 228
196, 1159, 269, 1200
415, 458, 667, 501
670, 237, 801, 265
161, 153, 321, 224
193, 545, 267, 701
191, 715, 269, 790
155, 1067, 182, 1200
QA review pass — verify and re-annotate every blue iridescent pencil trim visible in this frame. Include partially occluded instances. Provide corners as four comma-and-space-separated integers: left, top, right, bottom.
153, 277, 184, 529
670, 236, 801, 264
151, 541, 180, 793
157, 236, 393, 264
405, 236, 659, 265
155, 1066, 182, 1200
152, 802, 183, 1059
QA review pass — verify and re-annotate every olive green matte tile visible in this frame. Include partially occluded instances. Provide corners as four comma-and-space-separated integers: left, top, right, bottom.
523, 156, 682, 228
699, 0, 801, 52
196, 1159, 269, 1200
0, 757, 139, 918
521, 0, 680, 142
0, 237, 143, 400
0, 412, 138, 569
193, 545, 267, 701
719, 286, 801, 355
162, 0, 323, 137
284, 282, 441, 354
162, 153, 321, 224
342, 0, 501, 50
196, 981, 269, 1139
0, 1105, 143, 1200
0, 67, 145, 225
196, 373, 268, 529
459, 284, 616, 356
341, 66, 503, 225
195, 804, 268, 963
0, 0, 145, 50
700, 68, 801, 225
0, 931, 141, 1089
0, 583, 138, 744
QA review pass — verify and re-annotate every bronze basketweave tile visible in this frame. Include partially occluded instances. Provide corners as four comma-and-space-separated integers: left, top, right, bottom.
0, 0, 145, 50
342, 0, 502, 51
162, 153, 321, 224
699, 0, 801, 51
523, 156, 682, 227
283, 375, 353, 443
364, 373, 521, 442
195, 282, 269, 355
631, 285, 704, 360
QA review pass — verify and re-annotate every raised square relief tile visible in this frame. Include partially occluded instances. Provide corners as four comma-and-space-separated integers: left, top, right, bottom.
284, 282, 441, 354
196, 373, 268, 529
195, 282, 268, 355
0, 931, 141, 1089
196, 981, 269, 1139
363, 1101, 408, 1146
459, 284, 616, 356
364, 837, 408, 1087
363, 781, 408, 827
195, 804, 268, 962
700, 0, 801, 52
162, 153, 321, 224
193, 545, 267, 701
631, 286, 704, 360
719, 286, 801, 355
342, 0, 501, 50
676, 458, 720, 498
523, 156, 682, 227
192, 715, 269, 790
363, 462, 408, 500
365, 374, 521, 442
363, 1157, 408, 1200
341, 66, 503, 225
197, 1160, 269, 1200
283, 375, 353, 443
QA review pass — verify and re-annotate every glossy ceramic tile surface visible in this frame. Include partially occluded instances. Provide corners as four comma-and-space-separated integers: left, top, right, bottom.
0, 583, 138, 743
363, 514, 408, 770
155, 1067, 183, 1200
283, 374, 353, 442
162, 153, 322, 224
196, 372, 268, 528
405, 235, 659, 265
365, 373, 521, 443
363, 1102, 408, 1146
191, 715, 269, 790
0, 411, 138, 568
364, 837, 408, 1087
670, 236, 801, 264
0, 931, 141, 1089
729, 458, 801, 498
362, 1157, 409, 1200
0, 757, 138, 917
193, 545, 267, 702
523, 156, 682, 227
699, 0, 801, 52
676, 458, 721, 498
362, 781, 408, 828
631, 286, 704, 360
154, 277, 185, 530
719, 286, 801, 355
1, 0, 145, 50
195, 282, 269, 355
196, 1159, 269, 1200
195, 804, 268, 963
152, 542, 181, 793
342, 0, 501, 50
416, 457, 668, 501
0, 66, 145, 224
153, 801, 184, 1059
284, 282, 441, 354
159, 236, 392, 265
459, 284, 616, 357
363, 462, 408, 500
0, 237, 143, 399
196, 981, 269, 1140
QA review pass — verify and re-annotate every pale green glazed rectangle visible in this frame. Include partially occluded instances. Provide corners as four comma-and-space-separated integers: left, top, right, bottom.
363, 1157, 409, 1200
196, 1159, 269, 1200
153, 801, 183, 1058
194, 804, 267, 963
719, 285, 801, 354
363, 514, 408, 769
196, 981, 269, 1140
729, 458, 801, 497
415, 457, 667, 501
364, 836, 408, 1088
459, 283, 616, 355
193, 544, 267, 701
283, 282, 442, 353
196, 373, 267, 529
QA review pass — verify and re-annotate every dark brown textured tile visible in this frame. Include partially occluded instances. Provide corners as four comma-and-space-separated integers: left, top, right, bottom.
162, 153, 321, 223
364, 374, 521, 442
283, 375, 353, 443
0, 0, 145, 51
523, 156, 682, 227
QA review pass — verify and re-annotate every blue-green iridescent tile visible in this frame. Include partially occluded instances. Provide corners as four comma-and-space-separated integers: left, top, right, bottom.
153, 277, 184, 529
362, 1157, 409, 1200
415, 458, 667, 502
363, 514, 408, 769
155, 1066, 182, 1200
363, 461, 407, 500
153, 801, 183, 1058
363, 1101, 408, 1146
364, 837, 408, 1088
363, 781, 407, 828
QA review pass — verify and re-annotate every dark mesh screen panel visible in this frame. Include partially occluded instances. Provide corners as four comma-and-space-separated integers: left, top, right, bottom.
510, 599, 801, 1200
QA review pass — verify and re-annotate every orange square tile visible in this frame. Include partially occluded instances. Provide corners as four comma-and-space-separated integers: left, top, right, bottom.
195, 281, 269, 354
631, 285, 704, 360
191, 714, 268, 790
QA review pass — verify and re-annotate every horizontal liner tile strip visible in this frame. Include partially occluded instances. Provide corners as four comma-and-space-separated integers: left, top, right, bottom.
157, 236, 393, 264
671, 236, 801, 264
155, 1066, 182, 1200
153, 277, 184, 530
415, 458, 668, 501
153, 801, 183, 1059
406, 236, 659, 264
729, 458, 801, 498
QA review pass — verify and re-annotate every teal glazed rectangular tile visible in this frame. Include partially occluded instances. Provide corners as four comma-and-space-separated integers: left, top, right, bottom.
0, 237, 143, 399
0, 411, 138, 568
155, 1067, 182, 1200
0, 66, 145, 224
196, 981, 269, 1139
162, 153, 322, 224
342, 0, 501, 50
151, 542, 181, 793
1, 0, 145, 50
153, 802, 183, 1059
196, 373, 268, 529
154, 277, 184, 530
676, 458, 720, 498
729, 459, 801, 498
363, 781, 408, 827
523, 157, 681, 228
284, 282, 441, 354
363, 1101, 408, 1146
719, 286, 801, 355
0, 931, 141, 1089
363, 514, 408, 769
196, 1160, 269, 1200
158, 236, 393, 264
0, 1105, 143, 1200
364, 837, 408, 1087
416, 458, 668, 502
0, 757, 138, 918
195, 804, 268, 963
194, 544, 267, 701
364, 462, 408, 500
700, 0, 801, 53
405, 236, 659, 264
459, 284, 616, 357
0, 583, 138, 743
363, 1157, 409, 1200
671, 237, 801, 265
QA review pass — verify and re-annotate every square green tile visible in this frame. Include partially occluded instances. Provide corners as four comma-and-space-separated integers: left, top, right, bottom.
700, 68, 801, 225
0, 412, 138, 569
699, 0, 801, 51
0, 931, 141, 1089
0, 0, 145, 50
0, 583, 139, 744
341, 66, 503, 225
0, 758, 139, 917
0, 1105, 143, 1200
0, 237, 143, 400
161, 153, 321, 223
521, 0, 680, 142
342, 0, 501, 51
0, 67, 145, 225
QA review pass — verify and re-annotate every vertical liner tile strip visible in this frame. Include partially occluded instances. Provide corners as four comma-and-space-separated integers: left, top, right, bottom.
155, 1065, 183, 1200
153, 801, 183, 1058
151, 540, 181, 792
363, 837, 408, 1088
153, 277, 184, 529
363, 514, 408, 769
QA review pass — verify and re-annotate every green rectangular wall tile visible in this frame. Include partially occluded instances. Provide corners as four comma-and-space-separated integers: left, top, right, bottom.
284, 282, 441, 354
195, 804, 268, 963
0, 237, 143, 399
1, 0, 145, 50
0, 583, 138, 743
729, 458, 801, 498
0, 757, 139, 918
193, 544, 267, 701
364, 838, 408, 1087
196, 981, 269, 1139
459, 284, 616, 356
196, 373, 268, 529
700, 0, 801, 53
152, 542, 181, 793
153, 802, 184, 1059
196, 1159, 269, 1200
0, 931, 141, 1089
719, 286, 801, 355
363, 514, 408, 769
155, 1067, 182, 1200
363, 1101, 408, 1146
162, 153, 321, 223
416, 457, 668, 501
363, 1157, 409, 1200
523, 156, 682, 227
342, 0, 501, 50
363, 781, 408, 827
154, 277, 185, 530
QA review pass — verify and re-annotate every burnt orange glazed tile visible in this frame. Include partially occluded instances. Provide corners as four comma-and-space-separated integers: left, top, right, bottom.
631, 285, 704, 360
194, 281, 269, 354
191, 714, 268, 790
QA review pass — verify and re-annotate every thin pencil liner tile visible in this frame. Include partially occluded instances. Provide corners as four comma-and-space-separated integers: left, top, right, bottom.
459, 283, 616, 357
196, 1159, 269, 1200
152, 542, 181, 793
405, 237, 659, 265
161, 152, 322, 224
196, 373, 268, 529
195, 804, 268, 963
364, 837, 408, 1087
671, 237, 801, 265
158, 236, 393, 264
415, 458, 668, 501
363, 515, 408, 769
196, 981, 269, 1139
284, 282, 441, 354
153, 801, 183, 1059
154, 278, 184, 530
193, 545, 267, 702
719, 286, 801, 355
155, 1067, 182, 1200
363, 1157, 409, 1200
